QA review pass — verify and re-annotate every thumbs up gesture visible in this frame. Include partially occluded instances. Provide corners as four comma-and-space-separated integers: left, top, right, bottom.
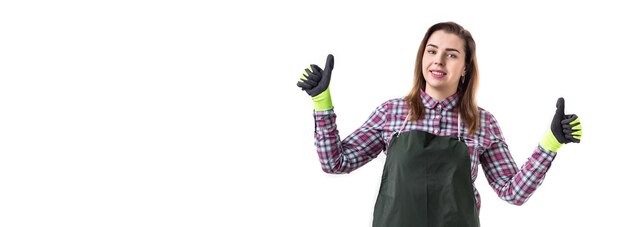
297, 54, 335, 111
540, 97, 583, 152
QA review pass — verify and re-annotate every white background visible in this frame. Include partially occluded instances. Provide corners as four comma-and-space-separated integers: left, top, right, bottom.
1, 0, 624, 226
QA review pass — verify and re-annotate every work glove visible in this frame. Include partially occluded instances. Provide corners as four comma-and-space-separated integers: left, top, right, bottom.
296, 54, 334, 111
539, 97, 583, 152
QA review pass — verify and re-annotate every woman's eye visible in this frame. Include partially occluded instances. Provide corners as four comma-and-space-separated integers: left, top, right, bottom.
427, 50, 436, 54
448, 54, 457, 58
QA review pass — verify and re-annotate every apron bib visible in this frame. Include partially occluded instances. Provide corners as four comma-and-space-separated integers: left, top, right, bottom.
372, 112, 479, 227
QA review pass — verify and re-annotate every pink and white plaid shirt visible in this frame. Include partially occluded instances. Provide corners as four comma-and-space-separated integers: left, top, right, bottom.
312, 89, 557, 209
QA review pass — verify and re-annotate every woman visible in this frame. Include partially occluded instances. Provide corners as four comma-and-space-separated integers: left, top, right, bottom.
296, 22, 582, 227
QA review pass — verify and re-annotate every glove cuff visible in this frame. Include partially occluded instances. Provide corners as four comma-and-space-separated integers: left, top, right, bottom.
312, 88, 333, 111
540, 130, 563, 152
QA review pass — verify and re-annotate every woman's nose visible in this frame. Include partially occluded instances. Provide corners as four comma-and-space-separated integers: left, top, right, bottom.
433, 56, 445, 66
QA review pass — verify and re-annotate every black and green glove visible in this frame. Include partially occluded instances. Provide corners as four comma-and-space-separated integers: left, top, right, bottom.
296, 54, 334, 111
540, 97, 583, 152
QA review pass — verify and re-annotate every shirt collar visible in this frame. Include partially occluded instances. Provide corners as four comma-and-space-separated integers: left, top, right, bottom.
419, 89, 459, 110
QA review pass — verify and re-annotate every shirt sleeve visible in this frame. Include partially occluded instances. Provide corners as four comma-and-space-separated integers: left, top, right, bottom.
479, 112, 557, 205
312, 102, 388, 174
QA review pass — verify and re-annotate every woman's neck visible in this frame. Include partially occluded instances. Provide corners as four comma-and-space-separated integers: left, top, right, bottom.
425, 86, 457, 101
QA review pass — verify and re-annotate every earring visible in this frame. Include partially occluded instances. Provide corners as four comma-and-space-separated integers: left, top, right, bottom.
461, 74, 466, 84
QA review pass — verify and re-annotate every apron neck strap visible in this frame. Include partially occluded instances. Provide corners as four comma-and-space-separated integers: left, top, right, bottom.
386, 110, 411, 146
398, 111, 411, 134
457, 110, 462, 141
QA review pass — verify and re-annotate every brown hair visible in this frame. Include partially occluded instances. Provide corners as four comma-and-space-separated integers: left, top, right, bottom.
406, 21, 480, 136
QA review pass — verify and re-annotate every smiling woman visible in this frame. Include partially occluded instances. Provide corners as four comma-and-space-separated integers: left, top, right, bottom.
408, 23, 480, 136
296, 21, 583, 227
423, 31, 467, 98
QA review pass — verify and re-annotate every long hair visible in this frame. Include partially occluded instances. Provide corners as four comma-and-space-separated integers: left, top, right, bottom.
406, 22, 480, 136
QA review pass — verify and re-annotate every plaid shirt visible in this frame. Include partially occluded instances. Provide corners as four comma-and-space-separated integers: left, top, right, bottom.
313, 89, 557, 209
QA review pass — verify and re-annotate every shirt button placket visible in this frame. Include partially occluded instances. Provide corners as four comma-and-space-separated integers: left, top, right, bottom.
434, 104, 442, 134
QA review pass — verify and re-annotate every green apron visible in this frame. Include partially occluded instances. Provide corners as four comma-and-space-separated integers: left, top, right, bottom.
372, 113, 479, 227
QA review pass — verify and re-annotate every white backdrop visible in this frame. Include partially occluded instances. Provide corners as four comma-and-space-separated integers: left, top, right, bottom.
1, 0, 624, 226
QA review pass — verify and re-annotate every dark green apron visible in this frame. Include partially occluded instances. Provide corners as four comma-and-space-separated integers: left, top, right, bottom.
372, 114, 479, 227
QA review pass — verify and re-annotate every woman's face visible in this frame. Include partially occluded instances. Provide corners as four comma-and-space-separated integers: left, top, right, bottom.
422, 30, 466, 93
